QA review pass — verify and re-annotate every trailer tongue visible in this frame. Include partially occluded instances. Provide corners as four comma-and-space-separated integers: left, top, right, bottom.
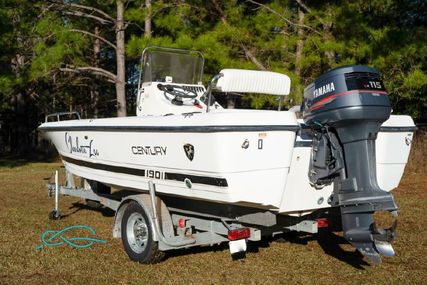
303, 65, 398, 263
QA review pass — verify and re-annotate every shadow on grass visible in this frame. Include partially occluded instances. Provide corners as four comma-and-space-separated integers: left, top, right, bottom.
165, 237, 272, 261
0, 152, 59, 168
166, 242, 229, 260
316, 230, 370, 269
58, 201, 115, 218
273, 231, 370, 269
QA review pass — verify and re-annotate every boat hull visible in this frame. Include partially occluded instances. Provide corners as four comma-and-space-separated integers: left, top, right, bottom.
39, 112, 415, 214
40, 110, 299, 210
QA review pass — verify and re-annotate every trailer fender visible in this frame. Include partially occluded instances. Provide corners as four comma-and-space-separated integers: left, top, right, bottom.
113, 194, 174, 242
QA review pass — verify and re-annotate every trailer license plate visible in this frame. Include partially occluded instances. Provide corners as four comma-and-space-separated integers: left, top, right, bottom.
229, 239, 247, 254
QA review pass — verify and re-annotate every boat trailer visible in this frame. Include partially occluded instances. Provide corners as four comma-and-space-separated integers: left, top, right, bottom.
44, 169, 326, 263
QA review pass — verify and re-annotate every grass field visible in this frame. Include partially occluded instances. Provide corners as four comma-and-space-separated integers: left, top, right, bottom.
0, 141, 426, 284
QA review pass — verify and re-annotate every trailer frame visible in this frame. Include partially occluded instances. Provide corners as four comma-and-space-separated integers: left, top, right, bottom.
45, 168, 324, 263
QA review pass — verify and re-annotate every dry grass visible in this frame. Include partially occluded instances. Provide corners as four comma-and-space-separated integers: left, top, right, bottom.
0, 136, 426, 284
406, 129, 427, 173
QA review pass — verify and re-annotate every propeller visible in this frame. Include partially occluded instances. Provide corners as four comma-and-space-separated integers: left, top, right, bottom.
342, 210, 398, 264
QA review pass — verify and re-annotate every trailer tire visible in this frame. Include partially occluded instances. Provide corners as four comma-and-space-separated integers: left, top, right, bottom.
121, 201, 165, 264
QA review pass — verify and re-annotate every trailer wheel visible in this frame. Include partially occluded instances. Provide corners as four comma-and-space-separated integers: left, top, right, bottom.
121, 202, 165, 264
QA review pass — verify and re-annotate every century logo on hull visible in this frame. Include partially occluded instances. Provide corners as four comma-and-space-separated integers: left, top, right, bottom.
132, 145, 167, 156
313, 82, 335, 98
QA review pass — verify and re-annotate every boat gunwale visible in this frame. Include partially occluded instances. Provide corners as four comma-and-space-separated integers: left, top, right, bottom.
38, 124, 301, 133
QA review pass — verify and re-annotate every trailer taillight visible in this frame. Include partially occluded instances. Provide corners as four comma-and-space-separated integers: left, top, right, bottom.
228, 228, 250, 241
317, 218, 329, 228
178, 218, 186, 228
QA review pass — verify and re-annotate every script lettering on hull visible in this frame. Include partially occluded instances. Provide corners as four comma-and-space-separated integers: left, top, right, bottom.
65, 132, 99, 157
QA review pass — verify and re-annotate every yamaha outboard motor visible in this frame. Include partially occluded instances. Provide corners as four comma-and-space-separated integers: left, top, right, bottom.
303, 65, 397, 264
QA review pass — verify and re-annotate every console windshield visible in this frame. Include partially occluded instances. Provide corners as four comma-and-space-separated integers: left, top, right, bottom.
141, 47, 204, 85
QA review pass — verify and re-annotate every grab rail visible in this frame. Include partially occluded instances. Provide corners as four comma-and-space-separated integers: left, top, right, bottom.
45, 112, 81, 122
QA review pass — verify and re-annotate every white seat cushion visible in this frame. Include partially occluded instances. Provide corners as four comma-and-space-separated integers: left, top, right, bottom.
215, 69, 291, 96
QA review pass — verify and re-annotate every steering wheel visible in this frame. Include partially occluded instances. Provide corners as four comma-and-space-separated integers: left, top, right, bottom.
157, 84, 198, 105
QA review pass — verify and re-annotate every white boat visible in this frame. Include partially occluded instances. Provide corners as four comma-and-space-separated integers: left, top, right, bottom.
39, 47, 416, 264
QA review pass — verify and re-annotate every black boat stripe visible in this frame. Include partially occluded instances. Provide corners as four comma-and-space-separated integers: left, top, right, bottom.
379, 126, 418, 132
62, 156, 228, 187
293, 126, 416, 147
164, 172, 228, 187
39, 124, 300, 133
294, 141, 312, 147
40, 125, 417, 133
63, 156, 146, 177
